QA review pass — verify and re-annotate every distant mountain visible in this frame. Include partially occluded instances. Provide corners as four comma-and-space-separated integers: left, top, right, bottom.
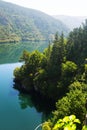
53, 15, 87, 30
0, 1, 69, 43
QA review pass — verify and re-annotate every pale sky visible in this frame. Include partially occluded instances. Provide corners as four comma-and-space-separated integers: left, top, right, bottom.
3, 0, 87, 16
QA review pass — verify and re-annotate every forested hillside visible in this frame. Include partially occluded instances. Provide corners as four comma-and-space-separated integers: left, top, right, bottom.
14, 20, 87, 128
0, 1, 69, 43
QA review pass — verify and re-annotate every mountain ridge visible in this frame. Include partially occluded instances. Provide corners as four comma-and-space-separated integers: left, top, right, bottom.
0, 1, 69, 43
53, 15, 87, 30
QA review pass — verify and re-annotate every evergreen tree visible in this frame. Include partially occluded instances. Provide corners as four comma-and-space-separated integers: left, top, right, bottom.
66, 20, 87, 65
49, 33, 65, 79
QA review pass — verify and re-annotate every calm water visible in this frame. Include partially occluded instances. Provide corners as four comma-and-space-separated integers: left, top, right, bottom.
0, 63, 42, 130
0, 41, 53, 130
0, 41, 49, 64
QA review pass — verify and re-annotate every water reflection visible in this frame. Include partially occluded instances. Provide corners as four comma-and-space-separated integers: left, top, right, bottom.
17, 90, 55, 121
0, 63, 43, 130
0, 41, 49, 64
18, 93, 33, 109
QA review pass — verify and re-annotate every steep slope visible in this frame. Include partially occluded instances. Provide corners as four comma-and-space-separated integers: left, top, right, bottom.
0, 1, 69, 43
53, 15, 87, 30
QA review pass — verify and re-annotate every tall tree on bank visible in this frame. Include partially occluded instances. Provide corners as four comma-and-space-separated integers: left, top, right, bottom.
48, 32, 65, 80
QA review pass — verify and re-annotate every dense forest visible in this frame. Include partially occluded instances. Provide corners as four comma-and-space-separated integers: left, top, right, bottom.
14, 20, 87, 129
0, 1, 69, 43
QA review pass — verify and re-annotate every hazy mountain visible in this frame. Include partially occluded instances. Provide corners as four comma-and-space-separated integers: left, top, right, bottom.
53, 15, 87, 30
0, 1, 69, 43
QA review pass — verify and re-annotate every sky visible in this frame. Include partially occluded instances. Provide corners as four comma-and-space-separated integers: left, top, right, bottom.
3, 0, 87, 16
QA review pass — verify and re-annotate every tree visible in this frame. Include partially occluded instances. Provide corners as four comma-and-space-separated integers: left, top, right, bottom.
48, 33, 66, 79
61, 61, 77, 87
66, 20, 87, 65
19, 50, 30, 64
52, 82, 87, 124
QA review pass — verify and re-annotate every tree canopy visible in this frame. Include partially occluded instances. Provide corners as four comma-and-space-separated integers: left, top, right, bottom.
14, 20, 87, 127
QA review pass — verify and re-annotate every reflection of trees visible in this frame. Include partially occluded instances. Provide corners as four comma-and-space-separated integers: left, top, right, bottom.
18, 93, 33, 109
18, 91, 55, 120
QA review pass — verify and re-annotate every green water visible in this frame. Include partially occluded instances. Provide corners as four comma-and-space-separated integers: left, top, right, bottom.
0, 63, 43, 130
0, 41, 49, 64
0, 41, 52, 130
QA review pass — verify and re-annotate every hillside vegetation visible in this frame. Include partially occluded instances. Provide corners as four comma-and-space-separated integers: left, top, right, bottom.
14, 20, 87, 127
0, 1, 69, 43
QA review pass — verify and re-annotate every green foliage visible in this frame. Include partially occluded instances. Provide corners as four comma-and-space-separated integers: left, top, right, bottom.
14, 19, 87, 126
62, 61, 77, 74
14, 67, 21, 79
66, 20, 87, 65
53, 115, 80, 130
42, 115, 87, 130
61, 61, 77, 87
83, 64, 87, 83
13, 24, 87, 100
2, 2, 87, 129
14, 33, 68, 100
42, 121, 52, 130
52, 82, 87, 124
20, 50, 30, 63
43, 43, 52, 63
82, 125, 87, 130
48, 33, 66, 79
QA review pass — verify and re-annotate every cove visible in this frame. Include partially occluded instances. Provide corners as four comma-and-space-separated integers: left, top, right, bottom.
0, 63, 43, 130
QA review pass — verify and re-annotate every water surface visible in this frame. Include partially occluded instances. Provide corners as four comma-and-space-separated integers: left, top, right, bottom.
0, 41, 49, 64
0, 41, 52, 130
0, 63, 42, 130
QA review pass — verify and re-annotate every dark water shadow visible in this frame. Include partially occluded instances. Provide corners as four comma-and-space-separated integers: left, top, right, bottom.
13, 83, 56, 121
